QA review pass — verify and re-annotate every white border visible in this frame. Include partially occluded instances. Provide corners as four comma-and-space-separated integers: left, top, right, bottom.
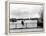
5, 1, 45, 35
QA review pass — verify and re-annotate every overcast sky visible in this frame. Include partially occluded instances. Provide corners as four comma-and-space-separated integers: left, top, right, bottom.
10, 4, 43, 18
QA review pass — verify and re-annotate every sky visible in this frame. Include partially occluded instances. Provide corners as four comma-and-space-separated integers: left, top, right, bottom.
10, 4, 43, 18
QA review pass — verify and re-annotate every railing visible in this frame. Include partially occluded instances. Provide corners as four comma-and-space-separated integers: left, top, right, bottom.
10, 22, 37, 30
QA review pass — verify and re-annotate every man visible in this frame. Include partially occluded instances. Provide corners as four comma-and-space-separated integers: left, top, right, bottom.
21, 20, 24, 26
